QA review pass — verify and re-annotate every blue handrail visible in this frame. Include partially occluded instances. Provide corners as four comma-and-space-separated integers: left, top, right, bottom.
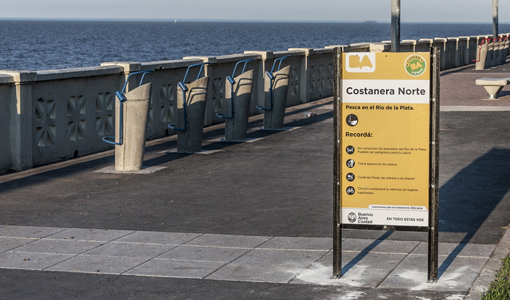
256, 55, 290, 111
216, 58, 255, 119
169, 62, 211, 131
102, 69, 154, 145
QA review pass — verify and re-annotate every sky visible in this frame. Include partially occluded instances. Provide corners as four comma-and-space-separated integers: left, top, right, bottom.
0, 0, 507, 23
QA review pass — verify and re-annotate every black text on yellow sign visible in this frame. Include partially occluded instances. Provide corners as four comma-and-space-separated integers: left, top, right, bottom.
340, 52, 430, 227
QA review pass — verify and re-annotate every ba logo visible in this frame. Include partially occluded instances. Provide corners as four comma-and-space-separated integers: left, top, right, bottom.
348, 212, 357, 223
346, 53, 376, 73
405, 54, 426, 76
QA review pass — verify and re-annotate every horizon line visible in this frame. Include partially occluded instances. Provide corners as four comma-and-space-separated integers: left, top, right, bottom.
0, 18, 505, 25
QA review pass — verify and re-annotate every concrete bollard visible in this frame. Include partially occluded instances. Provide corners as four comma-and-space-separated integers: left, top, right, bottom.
175, 77, 209, 153
224, 70, 254, 141
475, 41, 489, 70
263, 66, 290, 129
115, 83, 152, 171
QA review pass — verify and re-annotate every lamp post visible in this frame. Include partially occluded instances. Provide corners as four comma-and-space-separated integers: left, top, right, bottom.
493, 0, 499, 39
391, 0, 401, 52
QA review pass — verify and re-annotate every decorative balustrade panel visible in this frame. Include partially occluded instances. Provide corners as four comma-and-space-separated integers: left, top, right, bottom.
308, 51, 334, 102
136, 68, 189, 140
457, 39, 468, 67
443, 40, 457, 70
31, 72, 123, 166
266, 52, 302, 107
0, 81, 13, 171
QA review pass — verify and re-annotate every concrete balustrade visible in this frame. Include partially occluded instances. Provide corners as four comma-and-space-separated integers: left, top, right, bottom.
1, 33, 509, 173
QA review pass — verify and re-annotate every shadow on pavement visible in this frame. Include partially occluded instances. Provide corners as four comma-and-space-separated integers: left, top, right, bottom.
438, 148, 510, 278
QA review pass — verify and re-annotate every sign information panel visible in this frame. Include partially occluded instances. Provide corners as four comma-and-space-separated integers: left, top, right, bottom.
340, 52, 431, 228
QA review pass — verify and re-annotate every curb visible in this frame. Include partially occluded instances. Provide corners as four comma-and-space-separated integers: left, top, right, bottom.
465, 227, 510, 299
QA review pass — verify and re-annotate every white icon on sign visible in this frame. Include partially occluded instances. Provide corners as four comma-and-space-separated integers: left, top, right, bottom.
345, 53, 376, 73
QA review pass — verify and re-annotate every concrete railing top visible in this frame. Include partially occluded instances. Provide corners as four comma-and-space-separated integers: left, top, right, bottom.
311, 48, 334, 54
0, 74, 14, 84
0, 70, 37, 83
325, 45, 348, 51
140, 58, 204, 70
207, 53, 261, 64
35, 65, 123, 82
273, 49, 307, 57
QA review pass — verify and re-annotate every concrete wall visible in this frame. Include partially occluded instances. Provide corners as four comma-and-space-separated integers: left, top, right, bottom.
0, 33, 508, 173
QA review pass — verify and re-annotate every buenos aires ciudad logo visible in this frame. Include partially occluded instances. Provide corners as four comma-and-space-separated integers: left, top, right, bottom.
405, 54, 426, 76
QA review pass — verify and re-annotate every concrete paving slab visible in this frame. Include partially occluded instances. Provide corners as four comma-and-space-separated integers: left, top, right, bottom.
159, 245, 251, 262
230, 249, 327, 268
93, 165, 167, 174
292, 251, 406, 287
124, 258, 226, 279
258, 236, 332, 251
13, 239, 102, 255
411, 242, 496, 257
465, 270, 495, 300
466, 227, 510, 299
441, 105, 510, 111
206, 262, 303, 283
379, 254, 489, 291
342, 238, 420, 254
115, 231, 201, 245
47, 228, 134, 242
0, 226, 67, 238
186, 234, 271, 248
0, 237, 38, 253
82, 242, 176, 258
0, 251, 74, 270
47, 255, 148, 275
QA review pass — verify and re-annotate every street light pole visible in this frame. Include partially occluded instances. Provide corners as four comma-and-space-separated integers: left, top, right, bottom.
493, 0, 499, 39
391, 0, 401, 52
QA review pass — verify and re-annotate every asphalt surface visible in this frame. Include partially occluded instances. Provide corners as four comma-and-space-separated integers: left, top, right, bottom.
1, 60, 510, 299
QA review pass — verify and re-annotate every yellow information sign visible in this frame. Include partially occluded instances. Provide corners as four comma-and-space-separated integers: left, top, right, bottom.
340, 52, 430, 227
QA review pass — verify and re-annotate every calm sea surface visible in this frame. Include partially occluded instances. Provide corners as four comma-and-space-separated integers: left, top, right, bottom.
0, 20, 508, 71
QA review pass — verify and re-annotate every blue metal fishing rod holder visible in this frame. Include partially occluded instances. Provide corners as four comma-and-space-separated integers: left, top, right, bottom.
168, 62, 210, 132
216, 58, 255, 119
256, 55, 290, 111
102, 69, 153, 146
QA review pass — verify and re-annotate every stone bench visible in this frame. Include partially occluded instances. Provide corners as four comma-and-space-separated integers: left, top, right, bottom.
475, 77, 510, 99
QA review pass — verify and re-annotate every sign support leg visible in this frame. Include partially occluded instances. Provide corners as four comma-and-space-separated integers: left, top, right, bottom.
332, 47, 343, 279
428, 47, 440, 282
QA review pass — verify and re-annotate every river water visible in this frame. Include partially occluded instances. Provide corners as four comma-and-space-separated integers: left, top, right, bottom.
0, 20, 507, 71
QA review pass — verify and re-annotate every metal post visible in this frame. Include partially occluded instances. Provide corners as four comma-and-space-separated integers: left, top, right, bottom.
391, 0, 401, 52
428, 47, 440, 283
332, 47, 343, 279
493, 0, 499, 39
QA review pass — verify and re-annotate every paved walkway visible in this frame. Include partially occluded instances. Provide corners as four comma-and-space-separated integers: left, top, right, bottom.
0, 224, 495, 295
2, 61, 510, 299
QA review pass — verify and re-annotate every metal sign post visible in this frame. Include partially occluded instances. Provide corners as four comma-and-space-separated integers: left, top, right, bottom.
391, 0, 401, 52
493, 0, 499, 39
333, 47, 440, 282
